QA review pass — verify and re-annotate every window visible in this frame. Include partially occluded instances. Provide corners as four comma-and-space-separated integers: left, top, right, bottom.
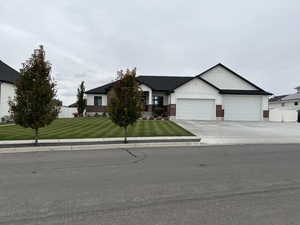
94, 96, 102, 106
281, 102, 285, 107
152, 96, 164, 106
295, 102, 298, 106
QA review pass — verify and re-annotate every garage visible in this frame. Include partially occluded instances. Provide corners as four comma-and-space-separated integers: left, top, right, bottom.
224, 95, 262, 121
176, 99, 216, 120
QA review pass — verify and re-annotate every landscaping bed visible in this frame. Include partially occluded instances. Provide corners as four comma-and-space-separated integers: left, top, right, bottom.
0, 117, 193, 140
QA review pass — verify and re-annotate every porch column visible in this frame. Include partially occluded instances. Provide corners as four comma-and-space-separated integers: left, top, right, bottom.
148, 90, 152, 112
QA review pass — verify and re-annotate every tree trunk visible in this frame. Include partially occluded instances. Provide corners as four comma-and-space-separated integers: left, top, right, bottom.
124, 126, 128, 144
34, 128, 39, 145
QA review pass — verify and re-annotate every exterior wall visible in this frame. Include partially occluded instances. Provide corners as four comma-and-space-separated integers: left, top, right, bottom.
86, 94, 108, 116
269, 102, 282, 109
86, 94, 107, 106
269, 100, 300, 111
140, 84, 152, 105
0, 82, 16, 119
170, 78, 223, 119
171, 78, 222, 105
201, 66, 258, 90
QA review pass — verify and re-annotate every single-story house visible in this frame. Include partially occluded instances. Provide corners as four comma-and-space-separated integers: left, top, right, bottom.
269, 87, 300, 110
85, 63, 272, 121
0, 60, 19, 120
269, 87, 300, 122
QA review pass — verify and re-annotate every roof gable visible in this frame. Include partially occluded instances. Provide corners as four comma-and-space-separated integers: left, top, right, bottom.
0, 60, 20, 84
198, 63, 265, 91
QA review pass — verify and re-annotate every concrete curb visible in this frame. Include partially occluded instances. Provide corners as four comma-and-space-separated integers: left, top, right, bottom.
0, 136, 199, 146
0, 136, 201, 154
0, 142, 202, 154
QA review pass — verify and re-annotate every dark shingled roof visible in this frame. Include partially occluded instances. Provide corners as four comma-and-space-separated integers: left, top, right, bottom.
137, 76, 193, 92
85, 81, 116, 94
0, 60, 20, 84
269, 95, 288, 102
219, 89, 273, 95
85, 76, 194, 94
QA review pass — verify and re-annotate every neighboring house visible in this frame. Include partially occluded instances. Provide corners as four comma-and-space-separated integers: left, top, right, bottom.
0, 60, 19, 120
269, 87, 300, 110
58, 102, 78, 118
269, 87, 300, 122
58, 106, 77, 118
85, 63, 272, 121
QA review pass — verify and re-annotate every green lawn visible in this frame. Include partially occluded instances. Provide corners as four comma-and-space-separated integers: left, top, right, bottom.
0, 118, 193, 140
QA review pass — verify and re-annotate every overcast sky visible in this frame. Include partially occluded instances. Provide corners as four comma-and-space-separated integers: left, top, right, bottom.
1, 0, 300, 105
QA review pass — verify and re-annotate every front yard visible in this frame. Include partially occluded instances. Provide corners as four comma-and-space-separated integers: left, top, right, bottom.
0, 117, 193, 140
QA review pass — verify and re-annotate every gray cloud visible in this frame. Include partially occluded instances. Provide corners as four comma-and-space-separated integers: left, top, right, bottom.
1, 0, 300, 104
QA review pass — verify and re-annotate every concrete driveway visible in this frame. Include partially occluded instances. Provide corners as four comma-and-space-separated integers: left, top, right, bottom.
176, 120, 300, 145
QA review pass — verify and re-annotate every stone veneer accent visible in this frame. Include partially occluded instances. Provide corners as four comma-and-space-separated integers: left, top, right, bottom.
86, 105, 107, 113
263, 110, 269, 118
168, 104, 176, 116
216, 105, 224, 118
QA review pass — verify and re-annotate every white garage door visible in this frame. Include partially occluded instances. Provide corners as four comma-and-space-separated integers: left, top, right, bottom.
224, 95, 262, 121
176, 99, 216, 120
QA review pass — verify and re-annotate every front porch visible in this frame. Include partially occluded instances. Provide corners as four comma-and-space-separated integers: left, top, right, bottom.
142, 91, 172, 118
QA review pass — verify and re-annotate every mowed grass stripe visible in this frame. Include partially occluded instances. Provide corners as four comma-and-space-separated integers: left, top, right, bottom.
96, 120, 120, 137
40, 119, 92, 138
165, 121, 193, 136
157, 121, 176, 136
80, 119, 113, 138
132, 120, 145, 137
144, 120, 152, 137
59, 120, 100, 138
61, 118, 111, 138
151, 120, 162, 136
128, 121, 139, 137
39, 118, 91, 137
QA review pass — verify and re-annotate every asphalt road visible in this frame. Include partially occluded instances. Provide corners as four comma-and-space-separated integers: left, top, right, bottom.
1, 144, 300, 225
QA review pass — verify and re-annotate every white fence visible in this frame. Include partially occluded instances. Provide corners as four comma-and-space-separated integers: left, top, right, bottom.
269, 109, 298, 122
58, 107, 77, 118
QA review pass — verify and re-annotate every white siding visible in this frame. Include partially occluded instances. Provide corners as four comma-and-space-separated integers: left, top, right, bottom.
0, 82, 16, 119
140, 84, 152, 105
201, 66, 258, 90
262, 96, 269, 110
86, 94, 107, 106
171, 78, 222, 105
269, 100, 300, 111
